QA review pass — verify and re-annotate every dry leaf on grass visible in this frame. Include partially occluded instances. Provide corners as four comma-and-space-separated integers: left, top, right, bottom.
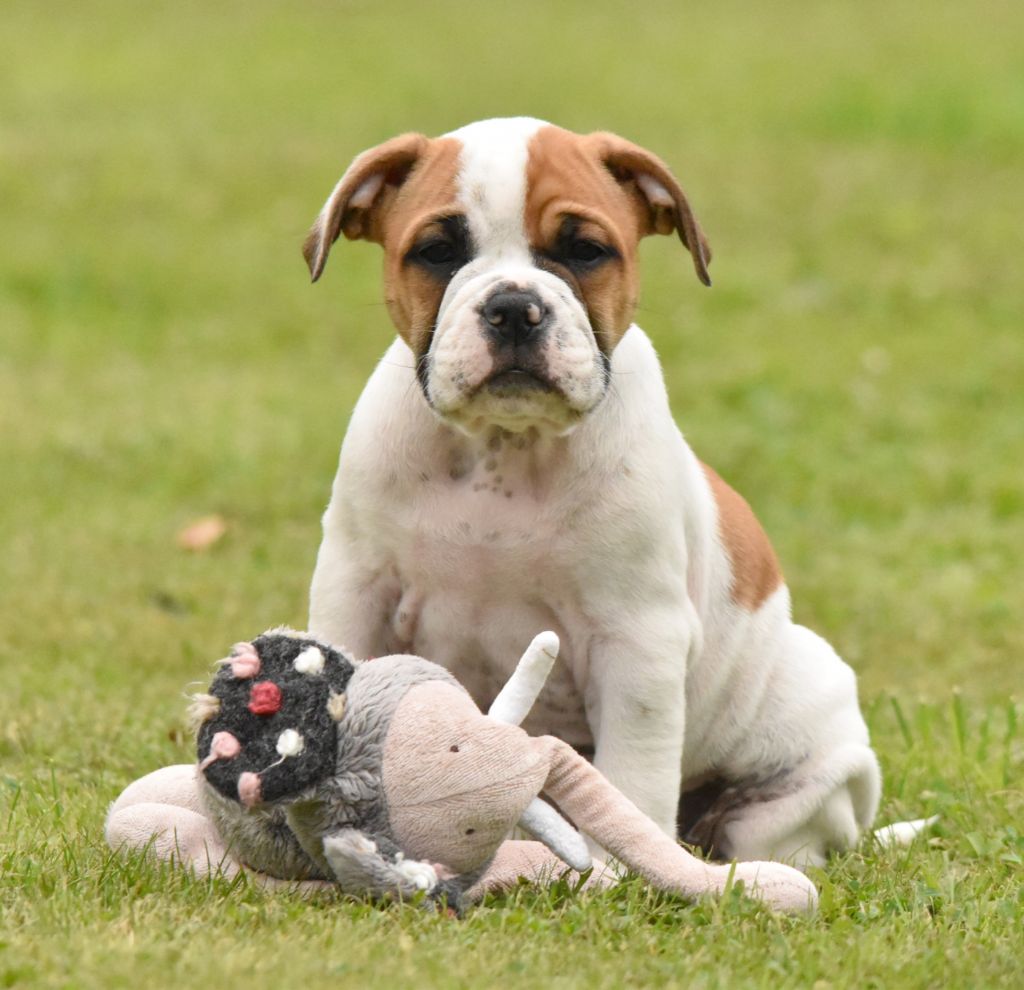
176, 514, 227, 551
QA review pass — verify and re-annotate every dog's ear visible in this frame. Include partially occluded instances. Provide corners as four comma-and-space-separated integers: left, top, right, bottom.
303, 133, 430, 282
592, 133, 712, 287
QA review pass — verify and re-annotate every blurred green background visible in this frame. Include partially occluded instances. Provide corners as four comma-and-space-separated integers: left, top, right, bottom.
2, 2, 1023, 986
4, 0, 1021, 705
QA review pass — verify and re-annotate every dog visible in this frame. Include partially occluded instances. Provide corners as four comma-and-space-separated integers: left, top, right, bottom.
304, 117, 881, 868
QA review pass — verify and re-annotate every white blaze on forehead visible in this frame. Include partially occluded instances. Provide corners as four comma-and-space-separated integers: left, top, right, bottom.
444, 117, 548, 262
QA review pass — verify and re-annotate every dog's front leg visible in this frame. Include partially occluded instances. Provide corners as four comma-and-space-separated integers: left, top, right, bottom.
585, 612, 697, 839
308, 531, 396, 658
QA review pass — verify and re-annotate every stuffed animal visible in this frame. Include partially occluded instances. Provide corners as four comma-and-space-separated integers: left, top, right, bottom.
106, 630, 818, 913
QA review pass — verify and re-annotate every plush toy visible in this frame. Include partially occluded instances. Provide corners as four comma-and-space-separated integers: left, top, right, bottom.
106, 630, 818, 913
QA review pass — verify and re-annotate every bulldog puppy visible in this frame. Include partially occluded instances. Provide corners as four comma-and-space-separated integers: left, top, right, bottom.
304, 118, 880, 868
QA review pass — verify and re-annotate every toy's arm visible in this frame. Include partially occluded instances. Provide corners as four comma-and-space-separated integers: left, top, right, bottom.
322, 829, 440, 898
321, 829, 485, 911
538, 736, 819, 913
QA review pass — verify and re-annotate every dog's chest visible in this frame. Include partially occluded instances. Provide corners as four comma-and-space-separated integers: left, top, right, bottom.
372, 432, 595, 745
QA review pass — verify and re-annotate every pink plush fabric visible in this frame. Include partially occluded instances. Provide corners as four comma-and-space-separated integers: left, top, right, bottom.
539, 736, 818, 912
383, 682, 550, 874
104, 764, 332, 895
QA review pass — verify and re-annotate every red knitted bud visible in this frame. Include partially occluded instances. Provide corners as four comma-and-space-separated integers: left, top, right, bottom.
248, 680, 282, 716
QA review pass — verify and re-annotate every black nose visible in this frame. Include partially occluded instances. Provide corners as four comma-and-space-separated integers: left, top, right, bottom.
482, 290, 548, 346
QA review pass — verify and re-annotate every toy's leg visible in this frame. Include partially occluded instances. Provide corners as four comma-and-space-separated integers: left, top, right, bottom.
105, 765, 330, 894
464, 840, 613, 903
539, 736, 818, 913
106, 765, 236, 872
108, 763, 210, 815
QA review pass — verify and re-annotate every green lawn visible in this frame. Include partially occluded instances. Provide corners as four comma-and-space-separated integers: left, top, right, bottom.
2, 1, 1022, 986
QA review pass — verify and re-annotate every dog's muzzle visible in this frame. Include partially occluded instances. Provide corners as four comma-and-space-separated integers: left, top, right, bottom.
423, 263, 608, 434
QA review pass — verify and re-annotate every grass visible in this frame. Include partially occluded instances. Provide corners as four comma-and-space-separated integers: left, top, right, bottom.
1, 0, 1022, 986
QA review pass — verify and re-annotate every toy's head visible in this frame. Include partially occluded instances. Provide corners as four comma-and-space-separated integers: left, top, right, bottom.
194, 633, 355, 807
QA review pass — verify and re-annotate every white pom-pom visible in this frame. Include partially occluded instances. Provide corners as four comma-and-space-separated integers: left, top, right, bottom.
276, 728, 305, 758
392, 857, 438, 891
293, 646, 325, 675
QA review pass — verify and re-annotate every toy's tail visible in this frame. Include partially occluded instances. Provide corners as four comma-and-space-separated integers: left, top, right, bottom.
872, 816, 939, 847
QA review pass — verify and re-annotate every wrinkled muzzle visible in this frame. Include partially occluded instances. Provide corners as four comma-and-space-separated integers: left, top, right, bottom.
422, 261, 609, 435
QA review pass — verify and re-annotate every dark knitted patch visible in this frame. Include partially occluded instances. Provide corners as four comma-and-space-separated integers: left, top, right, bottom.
198, 633, 355, 804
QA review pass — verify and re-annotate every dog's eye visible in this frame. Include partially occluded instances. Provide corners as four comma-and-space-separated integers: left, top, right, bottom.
567, 239, 608, 264
418, 240, 457, 266
405, 216, 471, 279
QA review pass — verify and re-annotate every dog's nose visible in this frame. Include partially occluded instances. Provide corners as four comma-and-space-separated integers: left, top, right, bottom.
482, 290, 548, 346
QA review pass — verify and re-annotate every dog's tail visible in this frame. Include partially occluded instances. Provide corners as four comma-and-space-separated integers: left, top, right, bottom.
872, 815, 939, 848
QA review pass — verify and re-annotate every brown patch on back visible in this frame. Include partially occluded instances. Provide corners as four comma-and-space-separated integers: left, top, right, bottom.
701, 464, 782, 610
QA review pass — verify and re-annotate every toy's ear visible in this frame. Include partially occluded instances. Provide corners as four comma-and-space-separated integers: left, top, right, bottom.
591, 131, 712, 287
303, 132, 430, 281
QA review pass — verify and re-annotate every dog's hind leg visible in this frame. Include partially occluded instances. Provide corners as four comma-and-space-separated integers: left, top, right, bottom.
687, 620, 881, 869
681, 744, 880, 870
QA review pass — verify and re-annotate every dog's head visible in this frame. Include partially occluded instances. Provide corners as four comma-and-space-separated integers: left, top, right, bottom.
304, 118, 710, 436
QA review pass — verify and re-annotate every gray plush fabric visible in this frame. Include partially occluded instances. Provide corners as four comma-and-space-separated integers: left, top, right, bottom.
200, 785, 329, 880
320, 656, 463, 837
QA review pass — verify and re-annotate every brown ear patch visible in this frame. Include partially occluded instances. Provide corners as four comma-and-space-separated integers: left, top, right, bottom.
701, 464, 783, 610
303, 132, 433, 281
523, 125, 711, 350
303, 134, 463, 356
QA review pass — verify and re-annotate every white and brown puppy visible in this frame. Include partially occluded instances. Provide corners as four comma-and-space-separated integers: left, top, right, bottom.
305, 117, 881, 868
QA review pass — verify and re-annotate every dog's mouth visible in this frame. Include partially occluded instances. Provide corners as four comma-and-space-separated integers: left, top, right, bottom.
442, 363, 580, 436
483, 368, 558, 398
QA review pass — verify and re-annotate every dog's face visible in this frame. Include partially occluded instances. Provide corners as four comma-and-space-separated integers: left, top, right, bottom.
304, 118, 711, 436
